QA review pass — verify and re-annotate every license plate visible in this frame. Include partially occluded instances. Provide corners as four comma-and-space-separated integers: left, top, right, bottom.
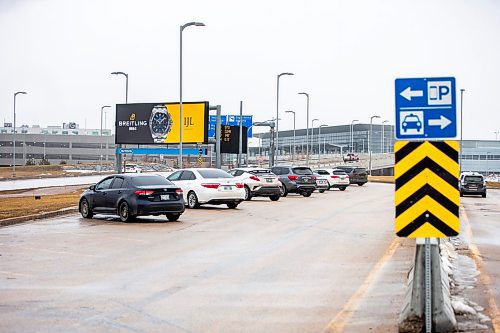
160, 194, 170, 201
223, 186, 232, 191
266, 178, 273, 183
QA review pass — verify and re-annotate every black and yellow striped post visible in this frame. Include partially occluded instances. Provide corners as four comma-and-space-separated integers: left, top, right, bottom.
395, 140, 459, 238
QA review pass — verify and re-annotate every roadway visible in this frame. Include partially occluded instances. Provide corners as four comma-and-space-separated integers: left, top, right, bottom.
0, 182, 416, 332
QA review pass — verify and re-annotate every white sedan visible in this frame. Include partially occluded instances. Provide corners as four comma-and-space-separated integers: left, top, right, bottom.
166, 168, 245, 209
314, 169, 350, 191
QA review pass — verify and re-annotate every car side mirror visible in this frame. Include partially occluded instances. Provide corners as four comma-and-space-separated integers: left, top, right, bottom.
89, 184, 96, 191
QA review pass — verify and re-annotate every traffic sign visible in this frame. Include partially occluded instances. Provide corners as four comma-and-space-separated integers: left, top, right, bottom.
394, 140, 459, 238
208, 115, 253, 138
395, 77, 456, 140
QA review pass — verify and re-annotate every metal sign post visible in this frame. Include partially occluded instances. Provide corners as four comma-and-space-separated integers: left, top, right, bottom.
425, 237, 432, 333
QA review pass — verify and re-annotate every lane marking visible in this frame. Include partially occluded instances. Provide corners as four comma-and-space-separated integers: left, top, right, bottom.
323, 237, 400, 333
461, 206, 500, 332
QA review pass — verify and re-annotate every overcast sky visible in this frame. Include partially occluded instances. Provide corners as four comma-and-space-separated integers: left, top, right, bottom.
1, 0, 499, 139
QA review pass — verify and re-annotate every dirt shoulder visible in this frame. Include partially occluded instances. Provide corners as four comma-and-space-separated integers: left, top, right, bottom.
0, 165, 113, 181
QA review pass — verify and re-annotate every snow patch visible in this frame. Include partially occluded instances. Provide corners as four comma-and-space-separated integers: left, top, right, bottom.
451, 296, 477, 315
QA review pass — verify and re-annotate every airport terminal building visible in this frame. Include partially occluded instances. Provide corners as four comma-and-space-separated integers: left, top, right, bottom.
1, 123, 499, 175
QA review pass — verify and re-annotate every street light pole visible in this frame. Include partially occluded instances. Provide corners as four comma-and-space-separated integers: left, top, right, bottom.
350, 119, 359, 153
276, 72, 294, 162
298, 92, 310, 165
111, 71, 129, 173
312, 118, 319, 164
180, 21, 205, 169
100, 105, 111, 172
381, 120, 389, 154
319, 124, 328, 166
460, 89, 465, 175
285, 110, 296, 163
13, 91, 27, 177
369, 115, 380, 176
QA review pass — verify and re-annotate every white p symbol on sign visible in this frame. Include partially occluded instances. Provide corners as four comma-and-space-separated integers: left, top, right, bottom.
427, 81, 452, 105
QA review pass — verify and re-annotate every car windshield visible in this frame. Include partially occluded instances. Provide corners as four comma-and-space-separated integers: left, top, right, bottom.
336, 167, 354, 172
464, 176, 483, 183
355, 168, 367, 173
332, 171, 347, 175
131, 175, 172, 186
293, 167, 313, 175
198, 169, 233, 179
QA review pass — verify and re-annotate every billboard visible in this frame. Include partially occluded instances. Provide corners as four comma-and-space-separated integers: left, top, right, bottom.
116, 102, 209, 144
220, 125, 248, 154
208, 115, 253, 138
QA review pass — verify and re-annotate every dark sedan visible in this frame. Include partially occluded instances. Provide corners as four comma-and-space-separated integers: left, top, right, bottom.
79, 174, 185, 222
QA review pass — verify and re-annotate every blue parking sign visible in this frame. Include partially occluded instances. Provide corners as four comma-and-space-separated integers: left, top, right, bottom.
395, 77, 457, 140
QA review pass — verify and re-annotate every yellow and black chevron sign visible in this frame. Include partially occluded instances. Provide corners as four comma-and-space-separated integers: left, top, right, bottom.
395, 140, 459, 238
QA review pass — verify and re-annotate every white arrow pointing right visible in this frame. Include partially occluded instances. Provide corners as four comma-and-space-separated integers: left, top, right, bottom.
428, 115, 452, 129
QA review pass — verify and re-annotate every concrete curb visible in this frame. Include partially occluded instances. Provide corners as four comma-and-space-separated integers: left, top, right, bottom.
398, 239, 456, 332
0, 206, 78, 227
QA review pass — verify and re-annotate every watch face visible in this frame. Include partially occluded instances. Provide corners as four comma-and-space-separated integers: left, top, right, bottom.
149, 106, 173, 141
152, 112, 170, 134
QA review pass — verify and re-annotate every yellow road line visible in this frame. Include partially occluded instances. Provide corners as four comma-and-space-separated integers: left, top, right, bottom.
461, 206, 500, 332
323, 237, 400, 333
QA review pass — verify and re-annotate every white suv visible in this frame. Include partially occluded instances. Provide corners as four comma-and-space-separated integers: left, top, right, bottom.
314, 169, 350, 191
228, 168, 281, 201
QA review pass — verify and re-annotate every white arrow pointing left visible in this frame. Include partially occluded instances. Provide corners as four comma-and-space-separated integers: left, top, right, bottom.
400, 86, 424, 101
428, 115, 452, 129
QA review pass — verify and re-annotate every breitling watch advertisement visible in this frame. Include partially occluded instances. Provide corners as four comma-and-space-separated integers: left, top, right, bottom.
115, 102, 209, 144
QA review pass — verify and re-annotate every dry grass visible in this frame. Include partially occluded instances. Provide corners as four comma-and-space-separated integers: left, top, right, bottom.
368, 176, 395, 183
0, 165, 66, 179
487, 181, 500, 189
0, 190, 83, 220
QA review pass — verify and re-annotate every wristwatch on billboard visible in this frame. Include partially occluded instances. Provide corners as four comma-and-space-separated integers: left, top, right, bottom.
149, 105, 173, 143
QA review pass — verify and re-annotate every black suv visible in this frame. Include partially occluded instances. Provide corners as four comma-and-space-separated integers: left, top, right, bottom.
459, 172, 487, 198
333, 166, 368, 186
270, 166, 317, 197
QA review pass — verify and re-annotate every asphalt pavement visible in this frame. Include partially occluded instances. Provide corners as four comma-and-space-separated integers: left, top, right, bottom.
0, 183, 414, 332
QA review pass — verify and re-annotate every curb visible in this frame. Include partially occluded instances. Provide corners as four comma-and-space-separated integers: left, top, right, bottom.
0, 206, 79, 227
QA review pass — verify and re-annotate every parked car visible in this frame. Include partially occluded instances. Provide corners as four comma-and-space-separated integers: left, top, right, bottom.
343, 153, 360, 162
313, 173, 329, 193
228, 167, 281, 201
333, 166, 368, 186
167, 168, 245, 209
314, 169, 350, 191
270, 166, 317, 197
459, 172, 487, 197
79, 174, 185, 222
125, 164, 142, 173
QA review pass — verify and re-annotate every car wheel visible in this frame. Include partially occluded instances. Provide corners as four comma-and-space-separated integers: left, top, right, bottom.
227, 202, 239, 209
302, 191, 312, 197
187, 191, 200, 209
339, 187, 346, 191
269, 194, 280, 201
460, 192, 464, 197
358, 183, 365, 186
482, 193, 487, 198
244, 185, 253, 201
80, 198, 93, 219
119, 201, 134, 222
319, 189, 325, 193
279, 183, 288, 197
166, 213, 181, 222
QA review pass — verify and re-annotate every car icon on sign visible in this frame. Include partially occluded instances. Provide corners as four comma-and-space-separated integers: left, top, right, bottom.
402, 114, 422, 132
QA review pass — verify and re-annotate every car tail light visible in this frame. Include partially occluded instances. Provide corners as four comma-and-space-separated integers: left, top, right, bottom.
331, 175, 339, 179
346, 175, 349, 178
134, 190, 154, 196
313, 176, 317, 181
249, 175, 260, 181
235, 183, 244, 188
288, 175, 298, 181
175, 189, 183, 195
201, 183, 220, 189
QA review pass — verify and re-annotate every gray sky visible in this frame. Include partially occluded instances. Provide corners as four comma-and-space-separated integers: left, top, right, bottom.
1, 0, 499, 139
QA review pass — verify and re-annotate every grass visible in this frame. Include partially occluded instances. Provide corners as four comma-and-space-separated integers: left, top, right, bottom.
368, 176, 395, 183
0, 165, 66, 179
0, 190, 83, 220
